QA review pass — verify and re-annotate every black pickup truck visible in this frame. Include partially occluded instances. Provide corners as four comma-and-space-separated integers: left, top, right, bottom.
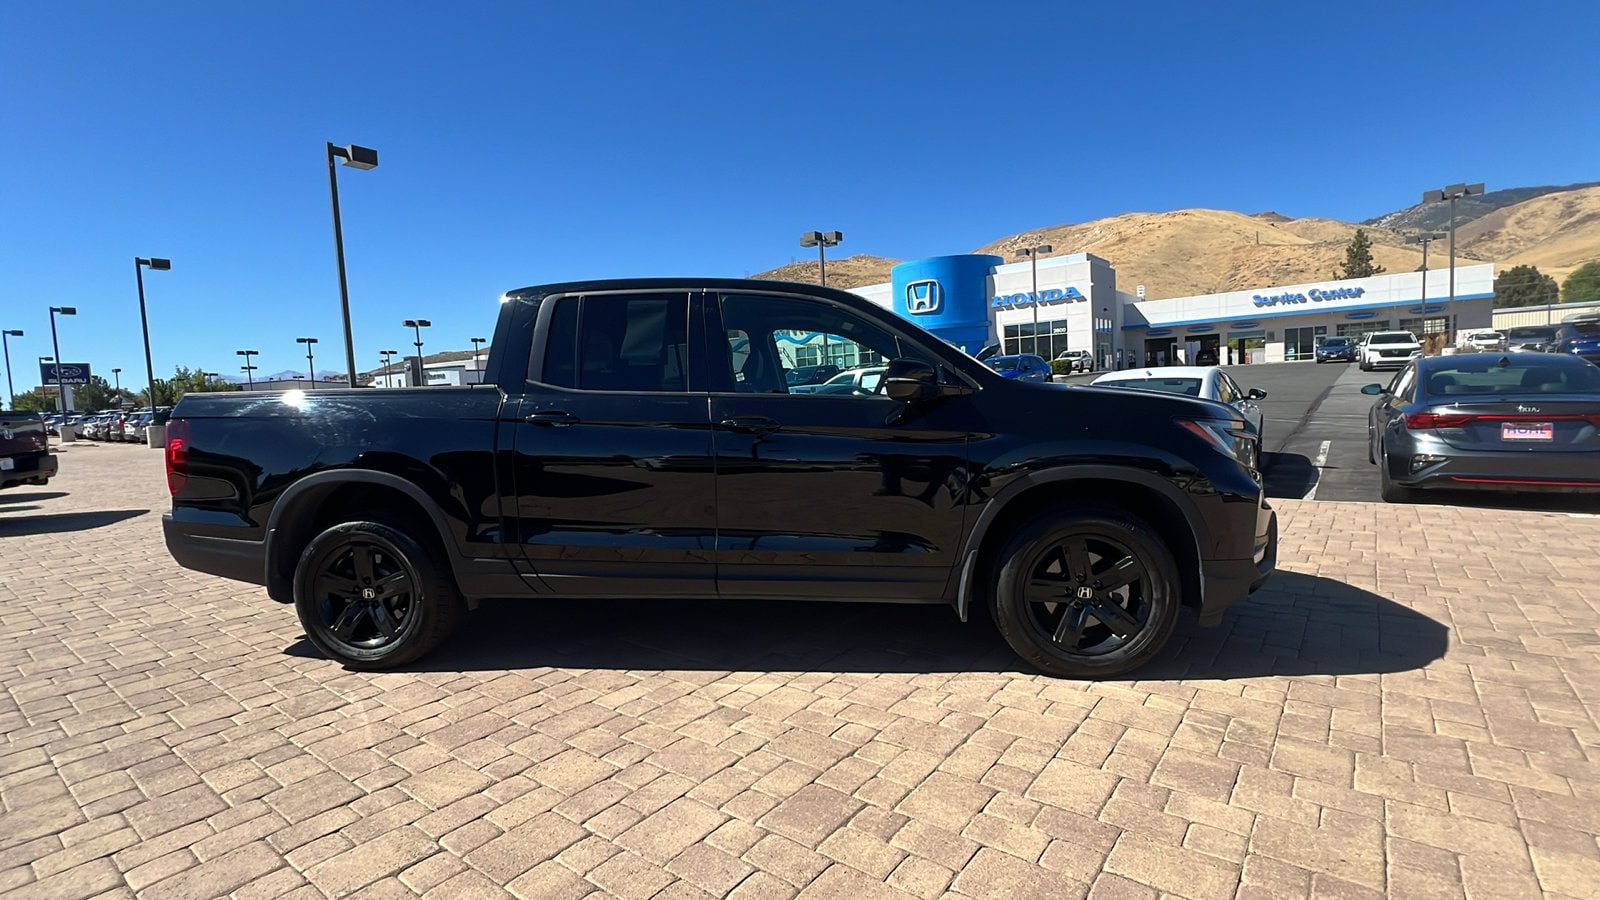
164, 279, 1275, 677
1, 412, 57, 490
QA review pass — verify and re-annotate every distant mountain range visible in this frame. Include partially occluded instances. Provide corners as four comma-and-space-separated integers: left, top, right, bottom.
753, 182, 1600, 301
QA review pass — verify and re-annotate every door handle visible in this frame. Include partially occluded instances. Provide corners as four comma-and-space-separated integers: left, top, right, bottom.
719, 416, 780, 436
525, 411, 579, 426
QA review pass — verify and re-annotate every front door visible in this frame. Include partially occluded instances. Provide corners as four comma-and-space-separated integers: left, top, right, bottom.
508, 290, 717, 596
707, 291, 973, 602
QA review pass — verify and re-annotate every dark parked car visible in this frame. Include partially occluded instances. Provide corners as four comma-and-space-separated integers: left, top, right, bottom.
164, 278, 1276, 678
1315, 337, 1356, 363
1364, 353, 1600, 502
1552, 313, 1600, 364
1, 411, 58, 490
983, 354, 1052, 382
1193, 348, 1220, 366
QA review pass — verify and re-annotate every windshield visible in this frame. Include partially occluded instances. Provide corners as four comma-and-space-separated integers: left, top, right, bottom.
1570, 322, 1600, 336
1370, 333, 1417, 345
1322, 338, 1350, 347
1507, 327, 1556, 341
1099, 377, 1203, 396
1424, 360, 1600, 396
985, 357, 1022, 373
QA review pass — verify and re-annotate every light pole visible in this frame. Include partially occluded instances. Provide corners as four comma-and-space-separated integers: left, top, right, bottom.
1407, 233, 1444, 347
48, 306, 76, 413
112, 367, 122, 392
402, 320, 430, 385
236, 350, 259, 389
200, 372, 222, 391
470, 337, 487, 378
297, 337, 319, 389
1015, 244, 1054, 357
326, 142, 379, 388
799, 231, 843, 286
2, 328, 21, 409
1421, 183, 1484, 341
135, 257, 171, 417
380, 349, 397, 387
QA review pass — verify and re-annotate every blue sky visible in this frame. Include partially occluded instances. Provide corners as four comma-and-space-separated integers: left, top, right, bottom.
3, 1, 1597, 392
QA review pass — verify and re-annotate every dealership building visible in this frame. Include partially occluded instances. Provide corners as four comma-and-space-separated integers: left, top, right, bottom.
849, 253, 1495, 367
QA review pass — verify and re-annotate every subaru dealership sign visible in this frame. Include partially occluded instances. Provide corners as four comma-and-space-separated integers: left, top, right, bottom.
40, 362, 92, 385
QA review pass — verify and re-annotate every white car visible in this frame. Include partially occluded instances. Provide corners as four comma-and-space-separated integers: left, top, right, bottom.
790, 366, 887, 396
1460, 331, 1506, 352
1090, 366, 1267, 439
1358, 330, 1423, 371
1055, 349, 1095, 373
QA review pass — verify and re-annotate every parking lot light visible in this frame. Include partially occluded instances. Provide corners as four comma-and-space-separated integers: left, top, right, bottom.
799, 231, 843, 286
297, 337, 319, 389
48, 307, 77, 413
236, 350, 260, 390
402, 320, 430, 383
471, 337, 487, 375
2, 328, 22, 409
327, 142, 379, 387
1015, 244, 1054, 357
134, 257, 171, 420
1420, 184, 1484, 341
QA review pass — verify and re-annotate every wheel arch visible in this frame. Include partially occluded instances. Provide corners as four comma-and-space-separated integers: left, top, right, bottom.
265, 471, 460, 604
954, 467, 1207, 622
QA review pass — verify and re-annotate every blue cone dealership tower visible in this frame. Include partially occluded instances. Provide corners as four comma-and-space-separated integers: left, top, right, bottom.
890, 254, 1002, 355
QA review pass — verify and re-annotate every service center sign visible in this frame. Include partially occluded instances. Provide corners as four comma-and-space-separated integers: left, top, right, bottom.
40, 362, 92, 385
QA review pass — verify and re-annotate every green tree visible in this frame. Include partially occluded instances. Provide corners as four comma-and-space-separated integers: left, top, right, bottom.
1494, 264, 1559, 308
70, 375, 126, 412
1334, 229, 1386, 280
1562, 260, 1600, 302
13, 391, 53, 413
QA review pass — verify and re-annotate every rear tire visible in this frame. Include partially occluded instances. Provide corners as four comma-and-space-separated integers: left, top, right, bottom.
1377, 442, 1416, 503
293, 518, 464, 669
990, 508, 1181, 678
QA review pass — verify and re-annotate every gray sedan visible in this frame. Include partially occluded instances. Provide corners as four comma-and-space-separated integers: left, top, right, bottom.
1364, 353, 1600, 502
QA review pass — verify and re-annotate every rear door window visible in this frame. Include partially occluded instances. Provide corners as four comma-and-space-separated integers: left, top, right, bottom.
536, 293, 692, 392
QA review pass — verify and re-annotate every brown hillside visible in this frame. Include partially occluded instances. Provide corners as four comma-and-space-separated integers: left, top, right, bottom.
751, 254, 899, 290
1457, 185, 1600, 284
750, 187, 1596, 299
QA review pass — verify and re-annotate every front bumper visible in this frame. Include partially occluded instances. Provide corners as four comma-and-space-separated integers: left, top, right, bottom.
1, 452, 57, 490
1197, 502, 1276, 626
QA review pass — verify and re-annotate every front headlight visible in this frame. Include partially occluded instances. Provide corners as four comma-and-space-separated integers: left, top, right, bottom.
1178, 418, 1261, 477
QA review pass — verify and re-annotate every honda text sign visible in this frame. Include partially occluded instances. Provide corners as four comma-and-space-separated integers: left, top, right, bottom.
40, 362, 92, 385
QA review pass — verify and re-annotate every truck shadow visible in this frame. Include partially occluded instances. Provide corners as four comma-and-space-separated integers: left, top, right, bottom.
1260, 451, 1316, 499
0, 491, 68, 505
314, 571, 1446, 680
0, 510, 147, 536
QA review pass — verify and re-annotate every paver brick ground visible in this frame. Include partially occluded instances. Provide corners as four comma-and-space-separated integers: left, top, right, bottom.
3, 442, 1599, 898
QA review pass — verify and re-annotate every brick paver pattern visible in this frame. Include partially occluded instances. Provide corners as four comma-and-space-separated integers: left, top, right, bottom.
2, 443, 1599, 899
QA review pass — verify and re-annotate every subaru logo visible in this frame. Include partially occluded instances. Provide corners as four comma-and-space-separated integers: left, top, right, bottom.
905, 280, 942, 315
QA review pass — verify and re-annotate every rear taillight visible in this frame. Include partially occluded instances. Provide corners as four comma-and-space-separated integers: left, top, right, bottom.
165, 418, 190, 495
1405, 413, 1474, 429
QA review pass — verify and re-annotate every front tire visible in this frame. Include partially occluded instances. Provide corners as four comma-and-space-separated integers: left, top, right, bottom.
990, 508, 1181, 678
293, 519, 464, 669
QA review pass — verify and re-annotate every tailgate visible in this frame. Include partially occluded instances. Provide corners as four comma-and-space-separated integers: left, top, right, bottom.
1, 415, 48, 458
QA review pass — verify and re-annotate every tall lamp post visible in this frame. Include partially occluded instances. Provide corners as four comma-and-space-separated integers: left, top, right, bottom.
297, 337, 319, 389
236, 349, 259, 390
380, 349, 397, 387
1420, 183, 1484, 341
48, 306, 76, 414
2, 328, 22, 409
111, 367, 122, 392
1015, 244, 1054, 357
134, 257, 172, 418
402, 320, 430, 386
1407, 233, 1445, 345
326, 142, 379, 388
799, 231, 843, 286
470, 337, 487, 378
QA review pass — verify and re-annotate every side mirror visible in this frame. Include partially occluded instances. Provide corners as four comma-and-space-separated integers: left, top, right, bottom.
1246, 388, 1267, 400
883, 358, 939, 403
1360, 384, 1386, 395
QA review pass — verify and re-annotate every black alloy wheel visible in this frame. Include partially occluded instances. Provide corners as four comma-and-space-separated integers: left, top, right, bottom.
293, 519, 463, 669
992, 508, 1180, 678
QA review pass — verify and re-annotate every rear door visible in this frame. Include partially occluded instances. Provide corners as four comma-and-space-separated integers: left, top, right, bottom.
506, 290, 718, 596
707, 290, 974, 602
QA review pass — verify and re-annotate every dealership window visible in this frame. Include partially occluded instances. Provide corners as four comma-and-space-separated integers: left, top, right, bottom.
1398, 317, 1448, 335
1284, 326, 1318, 360
1336, 321, 1390, 339
1003, 318, 1069, 357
